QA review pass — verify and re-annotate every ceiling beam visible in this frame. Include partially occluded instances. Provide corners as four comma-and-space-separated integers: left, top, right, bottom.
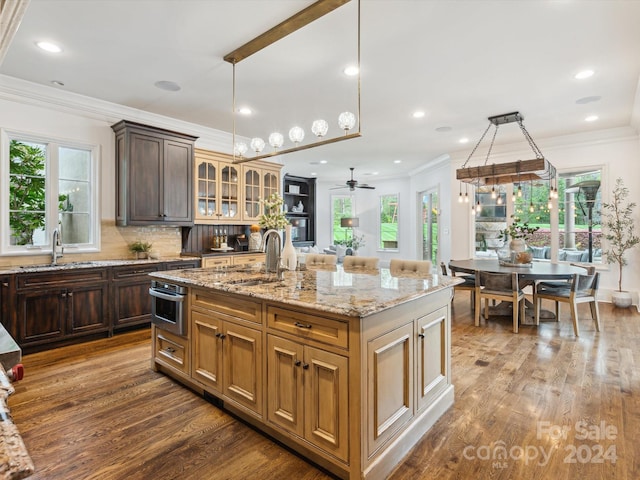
223, 0, 350, 64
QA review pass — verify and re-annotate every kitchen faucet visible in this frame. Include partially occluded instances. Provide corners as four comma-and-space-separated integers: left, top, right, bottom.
51, 228, 64, 265
261, 229, 284, 278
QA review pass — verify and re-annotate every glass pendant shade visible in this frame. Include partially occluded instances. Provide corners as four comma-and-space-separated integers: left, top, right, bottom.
338, 111, 356, 131
268, 132, 284, 149
311, 119, 329, 138
289, 126, 305, 144
234, 142, 248, 157
250, 137, 265, 153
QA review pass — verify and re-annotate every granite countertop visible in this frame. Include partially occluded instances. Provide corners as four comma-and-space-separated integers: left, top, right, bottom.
151, 265, 462, 318
0, 256, 193, 275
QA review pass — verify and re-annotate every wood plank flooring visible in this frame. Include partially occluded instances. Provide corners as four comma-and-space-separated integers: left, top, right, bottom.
8, 297, 640, 480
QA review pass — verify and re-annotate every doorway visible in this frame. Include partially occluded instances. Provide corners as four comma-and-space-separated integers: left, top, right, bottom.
419, 188, 439, 265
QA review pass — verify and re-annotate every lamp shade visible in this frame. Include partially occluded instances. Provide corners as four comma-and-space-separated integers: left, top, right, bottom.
340, 217, 359, 228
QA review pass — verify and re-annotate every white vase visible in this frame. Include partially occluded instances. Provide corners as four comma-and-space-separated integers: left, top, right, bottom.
249, 231, 262, 251
282, 224, 297, 271
611, 291, 632, 308
509, 238, 526, 252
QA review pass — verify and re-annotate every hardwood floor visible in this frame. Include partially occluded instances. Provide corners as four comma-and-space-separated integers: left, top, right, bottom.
9, 297, 639, 480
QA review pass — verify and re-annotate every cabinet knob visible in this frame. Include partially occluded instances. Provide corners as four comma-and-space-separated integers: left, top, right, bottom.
68, 292, 73, 297
215, 333, 226, 339
1, 283, 8, 288
294, 321, 312, 329
418, 333, 425, 339
302, 363, 309, 370
294, 360, 302, 367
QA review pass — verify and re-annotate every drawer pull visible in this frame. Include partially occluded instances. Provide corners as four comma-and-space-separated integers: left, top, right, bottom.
418, 333, 425, 339
2, 282, 8, 287
215, 333, 226, 339
165, 347, 176, 353
294, 321, 312, 329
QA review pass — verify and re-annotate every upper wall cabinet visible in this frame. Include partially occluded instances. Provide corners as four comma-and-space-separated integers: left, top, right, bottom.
112, 121, 197, 226
194, 148, 281, 225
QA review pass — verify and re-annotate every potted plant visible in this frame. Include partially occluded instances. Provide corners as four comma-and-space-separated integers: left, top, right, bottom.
129, 240, 153, 259
601, 178, 639, 307
499, 215, 539, 251
258, 192, 289, 230
336, 234, 365, 255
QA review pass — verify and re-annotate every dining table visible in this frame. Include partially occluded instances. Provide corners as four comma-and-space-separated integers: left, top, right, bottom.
448, 258, 589, 323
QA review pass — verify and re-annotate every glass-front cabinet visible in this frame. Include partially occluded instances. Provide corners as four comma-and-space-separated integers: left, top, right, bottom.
195, 148, 281, 224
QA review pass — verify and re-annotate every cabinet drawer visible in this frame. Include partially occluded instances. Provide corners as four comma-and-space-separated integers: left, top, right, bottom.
155, 328, 189, 374
112, 264, 161, 280
267, 306, 348, 349
17, 268, 108, 289
165, 260, 200, 270
192, 290, 261, 324
232, 254, 265, 266
202, 256, 232, 268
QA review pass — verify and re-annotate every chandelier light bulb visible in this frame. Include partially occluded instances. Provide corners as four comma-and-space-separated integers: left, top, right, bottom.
548, 200, 553, 209
289, 126, 305, 144
268, 132, 284, 150
512, 192, 516, 202
311, 119, 329, 138
517, 186, 523, 197
529, 202, 535, 213
491, 187, 497, 199
458, 192, 463, 203
250, 137, 265, 153
338, 111, 356, 132
234, 142, 248, 157
464, 193, 469, 203
497, 196, 503, 205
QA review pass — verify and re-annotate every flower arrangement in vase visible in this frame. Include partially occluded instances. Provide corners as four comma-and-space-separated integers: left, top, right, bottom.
499, 215, 539, 264
258, 192, 289, 230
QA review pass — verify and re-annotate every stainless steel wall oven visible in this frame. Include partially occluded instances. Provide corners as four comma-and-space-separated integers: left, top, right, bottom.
149, 280, 187, 336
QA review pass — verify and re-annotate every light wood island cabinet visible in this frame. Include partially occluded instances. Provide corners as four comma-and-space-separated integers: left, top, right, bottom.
150, 266, 459, 480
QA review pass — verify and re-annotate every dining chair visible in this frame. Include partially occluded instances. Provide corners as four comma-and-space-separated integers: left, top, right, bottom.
390, 259, 432, 276
534, 273, 600, 336
441, 261, 476, 310
475, 271, 525, 333
535, 263, 596, 320
305, 253, 337, 267
343, 256, 379, 269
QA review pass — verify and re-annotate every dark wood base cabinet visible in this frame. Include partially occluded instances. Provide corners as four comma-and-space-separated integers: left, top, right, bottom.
16, 269, 110, 352
4, 259, 201, 354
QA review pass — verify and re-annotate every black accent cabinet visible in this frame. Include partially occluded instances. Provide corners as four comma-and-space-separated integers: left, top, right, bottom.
283, 174, 316, 247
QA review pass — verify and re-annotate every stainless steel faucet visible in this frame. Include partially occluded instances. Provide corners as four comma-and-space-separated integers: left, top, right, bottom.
261, 229, 282, 276
51, 228, 64, 265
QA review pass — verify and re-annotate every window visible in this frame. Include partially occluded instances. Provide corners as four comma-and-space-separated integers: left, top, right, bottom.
379, 194, 398, 250
331, 195, 355, 244
473, 185, 507, 257
2, 130, 99, 255
557, 169, 602, 263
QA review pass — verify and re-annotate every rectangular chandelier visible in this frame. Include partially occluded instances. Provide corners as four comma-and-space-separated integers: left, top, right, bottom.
455, 112, 556, 186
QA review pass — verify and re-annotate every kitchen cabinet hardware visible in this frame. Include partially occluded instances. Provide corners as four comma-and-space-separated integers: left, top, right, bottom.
294, 321, 312, 329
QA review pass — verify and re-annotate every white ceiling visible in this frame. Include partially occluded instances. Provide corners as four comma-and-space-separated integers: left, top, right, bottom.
1, 0, 640, 184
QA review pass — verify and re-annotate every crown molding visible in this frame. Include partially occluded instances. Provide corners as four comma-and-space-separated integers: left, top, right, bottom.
0, 74, 239, 154
0, 0, 29, 66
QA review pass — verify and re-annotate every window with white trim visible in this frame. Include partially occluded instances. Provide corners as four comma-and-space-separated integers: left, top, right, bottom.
1, 130, 100, 255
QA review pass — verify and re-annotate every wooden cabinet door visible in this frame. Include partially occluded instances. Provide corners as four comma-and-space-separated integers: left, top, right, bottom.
163, 139, 193, 223
195, 158, 219, 221
304, 345, 349, 462
111, 264, 161, 329
366, 322, 414, 456
130, 132, 163, 222
267, 335, 304, 437
416, 307, 449, 411
192, 310, 223, 392
223, 321, 263, 415
243, 166, 262, 221
67, 283, 110, 335
0, 276, 15, 339
17, 289, 66, 344
220, 165, 240, 222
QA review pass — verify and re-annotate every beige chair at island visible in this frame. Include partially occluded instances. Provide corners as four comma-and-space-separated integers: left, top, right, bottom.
305, 253, 338, 268
342, 256, 379, 270
390, 259, 432, 276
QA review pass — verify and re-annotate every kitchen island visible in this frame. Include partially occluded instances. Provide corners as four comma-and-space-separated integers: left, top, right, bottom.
150, 265, 461, 480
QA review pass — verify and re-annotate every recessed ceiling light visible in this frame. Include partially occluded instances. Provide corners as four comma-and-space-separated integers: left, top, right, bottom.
36, 41, 62, 53
435, 126, 452, 132
310, 172, 317, 176
585, 115, 599, 122
320, 160, 328, 164
154, 80, 181, 92
51, 80, 65, 87
412, 111, 425, 119
393, 159, 402, 164
238, 107, 252, 115
575, 69, 594, 80
343, 65, 359, 76
576, 95, 602, 104
459, 137, 469, 144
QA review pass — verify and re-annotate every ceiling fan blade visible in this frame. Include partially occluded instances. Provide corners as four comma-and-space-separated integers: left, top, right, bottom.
357, 184, 375, 189
330, 185, 348, 190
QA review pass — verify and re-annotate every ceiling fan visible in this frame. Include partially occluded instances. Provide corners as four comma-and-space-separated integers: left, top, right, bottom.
331, 167, 376, 191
